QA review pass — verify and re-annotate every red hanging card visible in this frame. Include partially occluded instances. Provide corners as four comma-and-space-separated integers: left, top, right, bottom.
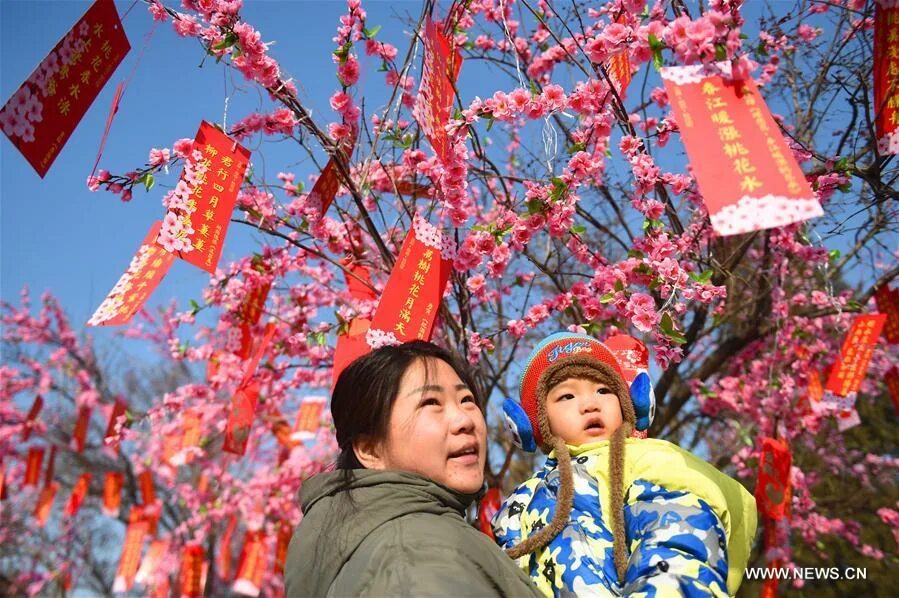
144, 501, 161, 536
755, 437, 791, 521
34, 481, 60, 527
238, 322, 277, 388
104, 397, 127, 444
886, 367, 899, 416
660, 62, 821, 236
223, 381, 261, 456
223, 323, 276, 455
274, 523, 292, 576
44, 445, 57, 486
218, 515, 238, 581
239, 278, 271, 328
760, 521, 781, 598
271, 412, 297, 449
180, 543, 205, 598
874, 285, 899, 344
413, 17, 462, 163
332, 318, 372, 390
163, 427, 181, 466
22, 395, 44, 441
875, 1, 899, 155
24, 446, 45, 487
477, 487, 502, 539
0, 0, 130, 177
232, 531, 268, 597
183, 409, 201, 452
825, 314, 887, 397
392, 179, 430, 197
171, 409, 201, 466
607, 51, 632, 98
88, 221, 176, 326
207, 349, 226, 382
367, 215, 455, 348
138, 470, 155, 505
804, 369, 827, 416
309, 137, 355, 214
606, 15, 632, 97
102, 471, 123, 516
113, 506, 149, 592
72, 405, 91, 452
291, 396, 326, 442
343, 258, 378, 301
136, 538, 169, 587
64, 472, 92, 517
156, 121, 251, 274
809, 370, 823, 404
235, 323, 254, 359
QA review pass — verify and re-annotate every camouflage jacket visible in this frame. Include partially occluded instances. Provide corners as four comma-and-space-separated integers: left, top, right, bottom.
492, 439, 757, 597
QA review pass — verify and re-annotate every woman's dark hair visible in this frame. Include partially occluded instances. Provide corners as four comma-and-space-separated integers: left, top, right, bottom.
331, 340, 481, 469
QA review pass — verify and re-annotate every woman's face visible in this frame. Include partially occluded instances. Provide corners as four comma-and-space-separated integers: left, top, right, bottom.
364, 357, 487, 494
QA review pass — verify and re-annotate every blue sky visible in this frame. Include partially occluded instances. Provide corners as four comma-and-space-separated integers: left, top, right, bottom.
2, 1, 880, 355
1, 0, 424, 345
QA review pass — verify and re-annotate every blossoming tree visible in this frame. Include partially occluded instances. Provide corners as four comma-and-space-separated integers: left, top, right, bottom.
2, 0, 897, 595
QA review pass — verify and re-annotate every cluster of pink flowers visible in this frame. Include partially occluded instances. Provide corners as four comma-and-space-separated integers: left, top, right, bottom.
157, 148, 208, 253
663, 12, 742, 64
465, 332, 495, 364
466, 84, 568, 123
229, 107, 297, 141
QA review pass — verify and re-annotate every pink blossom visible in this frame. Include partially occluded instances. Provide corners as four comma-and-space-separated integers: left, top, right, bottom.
337, 57, 360, 86
148, 0, 168, 21
601, 23, 630, 46
173, 138, 194, 159
173, 13, 201, 37
148, 148, 171, 167
507, 319, 527, 338
540, 84, 567, 111
329, 91, 353, 115
584, 36, 609, 64
466, 274, 487, 298
626, 292, 660, 332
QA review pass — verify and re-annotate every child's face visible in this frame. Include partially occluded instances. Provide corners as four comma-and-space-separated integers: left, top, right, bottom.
545, 377, 624, 445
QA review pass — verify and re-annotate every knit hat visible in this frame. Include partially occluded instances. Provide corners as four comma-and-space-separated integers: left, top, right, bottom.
501, 332, 655, 581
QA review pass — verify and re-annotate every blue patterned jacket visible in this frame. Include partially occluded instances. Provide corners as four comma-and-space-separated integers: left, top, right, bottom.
492, 439, 757, 597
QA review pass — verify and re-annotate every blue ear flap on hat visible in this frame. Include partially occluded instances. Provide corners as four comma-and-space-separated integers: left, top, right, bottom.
630, 372, 655, 432
502, 398, 537, 453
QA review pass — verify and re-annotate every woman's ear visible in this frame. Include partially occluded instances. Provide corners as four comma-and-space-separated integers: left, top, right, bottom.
352, 434, 386, 469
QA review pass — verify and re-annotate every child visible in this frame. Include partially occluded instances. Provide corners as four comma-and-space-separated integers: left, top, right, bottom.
495, 332, 757, 597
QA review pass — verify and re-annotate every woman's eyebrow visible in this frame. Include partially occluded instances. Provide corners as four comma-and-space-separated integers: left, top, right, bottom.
406, 383, 470, 396
406, 384, 444, 397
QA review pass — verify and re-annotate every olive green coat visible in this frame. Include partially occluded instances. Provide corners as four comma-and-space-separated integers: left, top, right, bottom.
284, 469, 541, 597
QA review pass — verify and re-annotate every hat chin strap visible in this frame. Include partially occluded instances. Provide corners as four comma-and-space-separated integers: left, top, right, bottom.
505, 435, 574, 560
609, 421, 633, 582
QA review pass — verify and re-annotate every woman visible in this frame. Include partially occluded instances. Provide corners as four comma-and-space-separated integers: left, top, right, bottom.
284, 341, 541, 597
